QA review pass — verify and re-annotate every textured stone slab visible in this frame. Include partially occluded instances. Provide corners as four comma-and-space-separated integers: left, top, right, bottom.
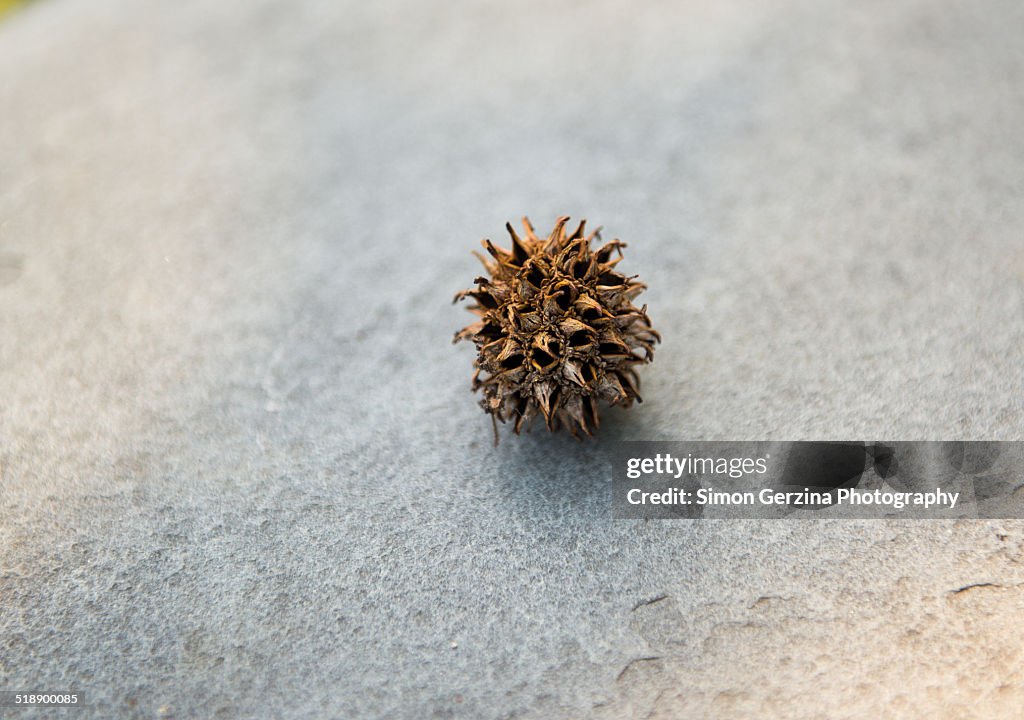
1, 0, 1023, 717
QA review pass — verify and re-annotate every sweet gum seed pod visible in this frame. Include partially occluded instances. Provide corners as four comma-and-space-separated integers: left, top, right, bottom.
453, 216, 660, 439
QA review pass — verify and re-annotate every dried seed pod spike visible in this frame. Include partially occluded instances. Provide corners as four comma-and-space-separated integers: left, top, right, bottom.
521, 217, 539, 242
567, 218, 587, 241
471, 250, 497, 275
504, 222, 531, 262
543, 216, 571, 254
482, 238, 508, 263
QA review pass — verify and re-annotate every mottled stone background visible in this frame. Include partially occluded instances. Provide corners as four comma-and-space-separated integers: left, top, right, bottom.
1, 0, 1023, 717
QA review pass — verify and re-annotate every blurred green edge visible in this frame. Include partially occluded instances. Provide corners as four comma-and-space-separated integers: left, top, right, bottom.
0, 0, 31, 22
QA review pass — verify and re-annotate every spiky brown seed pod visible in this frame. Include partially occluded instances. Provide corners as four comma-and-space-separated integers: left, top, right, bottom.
453, 216, 660, 439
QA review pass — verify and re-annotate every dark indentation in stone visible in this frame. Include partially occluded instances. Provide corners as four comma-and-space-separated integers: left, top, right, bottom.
777, 442, 868, 508
870, 443, 898, 479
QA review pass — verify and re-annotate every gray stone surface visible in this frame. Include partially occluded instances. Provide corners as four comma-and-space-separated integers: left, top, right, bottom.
2, 0, 1024, 717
